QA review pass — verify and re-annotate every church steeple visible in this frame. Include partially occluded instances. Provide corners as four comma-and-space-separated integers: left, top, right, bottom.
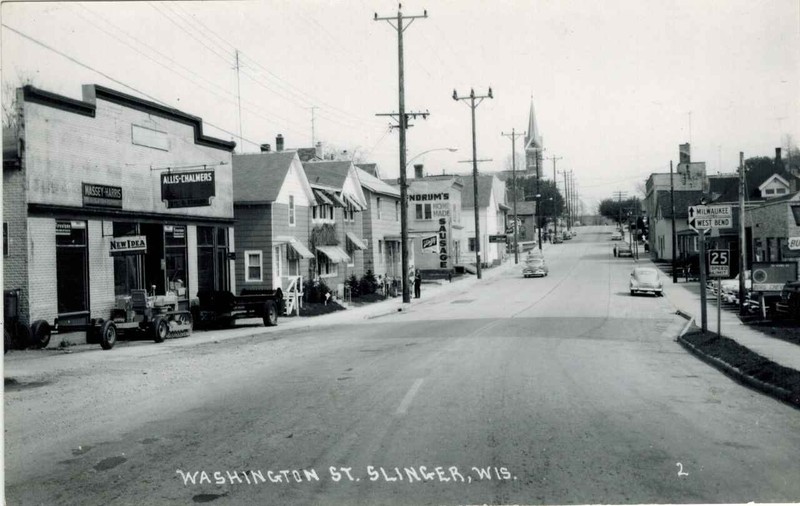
524, 98, 542, 152
524, 97, 543, 176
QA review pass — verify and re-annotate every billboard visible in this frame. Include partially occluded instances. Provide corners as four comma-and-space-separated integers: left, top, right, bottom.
161, 170, 215, 208
751, 262, 798, 292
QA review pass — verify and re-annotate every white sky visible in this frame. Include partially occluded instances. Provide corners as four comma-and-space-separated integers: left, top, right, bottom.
2, 0, 798, 211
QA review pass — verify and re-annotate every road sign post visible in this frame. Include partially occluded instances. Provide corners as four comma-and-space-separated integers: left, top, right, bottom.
709, 249, 730, 336
698, 233, 707, 333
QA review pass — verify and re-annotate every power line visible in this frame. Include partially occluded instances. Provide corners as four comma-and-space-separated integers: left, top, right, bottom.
1, 23, 264, 149
148, 2, 233, 66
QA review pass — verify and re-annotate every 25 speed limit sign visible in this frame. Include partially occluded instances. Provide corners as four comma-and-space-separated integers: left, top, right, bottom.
708, 249, 730, 277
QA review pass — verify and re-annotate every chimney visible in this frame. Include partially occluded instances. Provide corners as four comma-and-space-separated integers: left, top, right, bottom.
414, 164, 424, 178
276, 134, 284, 152
776, 147, 783, 166
260, 143, 271, 152
679, 143, 691, 164
315, 142, 323, 159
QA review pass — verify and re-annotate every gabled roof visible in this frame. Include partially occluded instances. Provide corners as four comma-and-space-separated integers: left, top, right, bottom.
232, 151, 298, 203
355, 167, 399, 198
302, 161, 352, 188
461, 175, 498, 209
758, 173, 791, 192
355, 163, 379, 178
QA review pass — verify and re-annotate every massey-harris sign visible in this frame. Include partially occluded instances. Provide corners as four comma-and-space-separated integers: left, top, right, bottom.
161, 170, 215, 209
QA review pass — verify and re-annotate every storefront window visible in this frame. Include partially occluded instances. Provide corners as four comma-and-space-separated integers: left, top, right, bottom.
165, 225, 188, 298
113, 222, 143, 296
56, 221, 88, 314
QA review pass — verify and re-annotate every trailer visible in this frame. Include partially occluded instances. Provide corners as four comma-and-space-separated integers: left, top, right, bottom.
191, 289, 283, 329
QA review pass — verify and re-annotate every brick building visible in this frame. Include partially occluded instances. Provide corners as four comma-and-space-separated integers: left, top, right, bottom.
2, 84, 235, 337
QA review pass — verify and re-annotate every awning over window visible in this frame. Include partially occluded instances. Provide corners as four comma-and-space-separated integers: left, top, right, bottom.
316, 245, 351, 263
274, 236, 314, 259
343, 193, 365, 211
345, 232, 367, 250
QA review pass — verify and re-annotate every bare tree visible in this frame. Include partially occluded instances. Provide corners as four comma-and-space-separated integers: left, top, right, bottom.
2, 74, 37, 131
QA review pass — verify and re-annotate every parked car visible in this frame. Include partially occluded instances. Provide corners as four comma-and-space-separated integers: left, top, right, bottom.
611, 231, 623, 241
630, 267, 664, 296
552, 236, 564, 244
614, 242, 633, 258
719, 271, 752, 302
778, 281, 800, 319
523, 256, 549, 278
562, 231, 571, 240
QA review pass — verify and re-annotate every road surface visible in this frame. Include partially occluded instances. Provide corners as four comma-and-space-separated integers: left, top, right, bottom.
5, 227, 800, 505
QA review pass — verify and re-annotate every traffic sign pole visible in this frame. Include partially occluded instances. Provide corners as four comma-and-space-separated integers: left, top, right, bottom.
717, 277, 722, 336
699, 232, 708, 333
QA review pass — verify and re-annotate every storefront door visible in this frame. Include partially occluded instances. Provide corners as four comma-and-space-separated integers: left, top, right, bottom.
113, 222, 144, 296
56, 221, 89, 316
142, 223, 166, 295
197, 226, 230, 294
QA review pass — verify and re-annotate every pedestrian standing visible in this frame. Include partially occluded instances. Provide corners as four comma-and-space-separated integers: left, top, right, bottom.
414, 269, 421, 299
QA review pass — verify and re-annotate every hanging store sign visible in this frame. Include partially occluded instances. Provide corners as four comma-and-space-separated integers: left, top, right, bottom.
788, 237, 800, 251
438, 217, 449, 268
161, 170, 215, 209
109, 235, 147, 256
83, 183, 123, 208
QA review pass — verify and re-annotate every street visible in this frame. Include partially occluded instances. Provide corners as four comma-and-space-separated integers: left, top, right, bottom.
5, 227, 800, 505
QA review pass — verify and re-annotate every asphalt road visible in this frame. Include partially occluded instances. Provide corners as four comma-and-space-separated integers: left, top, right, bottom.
5, 227, 800, 505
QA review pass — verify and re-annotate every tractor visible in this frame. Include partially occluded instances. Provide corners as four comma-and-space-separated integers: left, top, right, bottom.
90, 288, 193, 350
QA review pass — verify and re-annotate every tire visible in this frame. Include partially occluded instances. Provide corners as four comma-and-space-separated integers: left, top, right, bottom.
13, 321, 31, 349
152, 316, 168, 343
99, 320, 117, 350
30, 320, 51, 349
263, 300, 278, 327
630, 290, 635, 296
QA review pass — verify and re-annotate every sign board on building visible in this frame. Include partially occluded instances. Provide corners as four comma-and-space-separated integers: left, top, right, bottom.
82, 183, 123, 208
688, 205, 732, 232
437, 217, 449, 268
708, 249, 730, 278
109, 235, 147, 256
489, 235, 507, 243
751, 261, 798, 292
421, 235, 438, 250
161, 170, 215, 209
789, 237, 800, 251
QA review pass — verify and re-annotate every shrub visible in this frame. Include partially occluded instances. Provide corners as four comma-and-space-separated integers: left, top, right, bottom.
347, 274, 361, 299
359, 270, 378, 295
303, 278, 331, 304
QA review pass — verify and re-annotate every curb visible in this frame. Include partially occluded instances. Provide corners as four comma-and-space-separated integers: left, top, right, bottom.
675, 332, 800, 410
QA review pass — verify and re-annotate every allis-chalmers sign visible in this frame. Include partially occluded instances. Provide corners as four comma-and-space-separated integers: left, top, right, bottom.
161, 170, 215, 209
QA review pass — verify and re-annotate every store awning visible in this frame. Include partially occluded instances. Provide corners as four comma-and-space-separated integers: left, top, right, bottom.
316, 245, 351, 263
345, 232, 367, 250
274, 236, 314, 259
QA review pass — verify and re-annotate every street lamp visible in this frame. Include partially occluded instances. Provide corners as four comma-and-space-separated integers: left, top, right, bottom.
405, 147, 458, 168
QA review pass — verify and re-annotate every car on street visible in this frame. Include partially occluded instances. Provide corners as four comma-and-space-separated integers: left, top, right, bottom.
719, 270, 752, 303
630, 267, 664, 296
523, 256, 549, 278
610, 231, 623, 241
552, 236, 564, 244
614, 242, 633, 257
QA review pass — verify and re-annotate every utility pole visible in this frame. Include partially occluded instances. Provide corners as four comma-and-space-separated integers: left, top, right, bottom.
310, 106, 318, 146
502, 128, 525, 264
562, 170, 570, 232
374, 4, 428, 304
234, 49, 243, 151
534, 155, 543, 251
612, 190, 627, 239
453, 87, 493, 279
547, 155, 562, 239
738, 151, 747, 315
670, 161, 677, 283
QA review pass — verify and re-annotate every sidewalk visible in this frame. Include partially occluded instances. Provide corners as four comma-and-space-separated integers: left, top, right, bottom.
649, 259, 800, 372
11, 248, 537, 359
